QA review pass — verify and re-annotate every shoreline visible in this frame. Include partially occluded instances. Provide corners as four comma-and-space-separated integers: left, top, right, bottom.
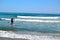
0, 30, 60, 40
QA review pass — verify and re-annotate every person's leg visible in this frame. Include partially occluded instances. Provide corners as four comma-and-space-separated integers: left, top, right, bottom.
11, 21, 13, 25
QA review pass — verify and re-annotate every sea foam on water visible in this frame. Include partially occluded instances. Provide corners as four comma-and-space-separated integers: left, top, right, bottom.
1, 18, 60, 22
0, 30, 60, 40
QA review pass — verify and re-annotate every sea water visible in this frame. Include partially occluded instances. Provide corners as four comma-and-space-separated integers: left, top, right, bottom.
0, 12, 60, 40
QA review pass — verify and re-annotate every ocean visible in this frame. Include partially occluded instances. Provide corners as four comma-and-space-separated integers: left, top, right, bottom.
0, 12, 60, 40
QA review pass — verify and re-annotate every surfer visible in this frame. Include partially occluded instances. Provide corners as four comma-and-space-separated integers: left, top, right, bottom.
11, 18, 14, 25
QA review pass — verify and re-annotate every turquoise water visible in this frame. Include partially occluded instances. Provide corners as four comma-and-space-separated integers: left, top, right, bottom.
0, 12, 60, 33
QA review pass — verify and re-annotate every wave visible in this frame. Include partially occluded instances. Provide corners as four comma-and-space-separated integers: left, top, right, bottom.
0, 30, 30, 39
1, 18, 60, 22
0, 30, 60, 40
17, 16, 60, 19
1, 18, 11, 20
15, 19, 60, 22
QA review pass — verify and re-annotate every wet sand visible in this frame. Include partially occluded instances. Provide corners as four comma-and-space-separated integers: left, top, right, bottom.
0, 37, 29, 40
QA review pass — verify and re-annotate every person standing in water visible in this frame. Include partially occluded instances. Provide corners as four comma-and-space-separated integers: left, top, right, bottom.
11, 18, 14, 25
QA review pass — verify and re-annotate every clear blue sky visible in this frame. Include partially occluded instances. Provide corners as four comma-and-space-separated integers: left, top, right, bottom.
0, 0, 60, 13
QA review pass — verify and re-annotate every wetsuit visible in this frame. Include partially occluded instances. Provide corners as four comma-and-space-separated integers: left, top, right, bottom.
11, 18, 13, 25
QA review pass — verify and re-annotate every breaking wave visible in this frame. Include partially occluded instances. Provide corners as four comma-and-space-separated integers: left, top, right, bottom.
0, 30, 60, 40
1, 18, 60, 22
17, 16, 60, 19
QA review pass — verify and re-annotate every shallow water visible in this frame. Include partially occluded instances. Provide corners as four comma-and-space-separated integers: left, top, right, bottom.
0, 12, 60, 40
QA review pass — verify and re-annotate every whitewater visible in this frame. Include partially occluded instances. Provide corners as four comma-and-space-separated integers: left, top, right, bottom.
0, 30, 60, 40
1, 16, 60, 22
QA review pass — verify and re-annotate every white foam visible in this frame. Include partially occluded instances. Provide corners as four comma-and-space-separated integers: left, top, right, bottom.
1, 18, 11, 20
17, 16, 59, 19
1, 18, 60, 22
0, 30, 60, 40
15, 19, 60, 22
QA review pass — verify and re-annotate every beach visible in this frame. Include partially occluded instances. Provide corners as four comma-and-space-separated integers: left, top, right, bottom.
0, 0, 60, 40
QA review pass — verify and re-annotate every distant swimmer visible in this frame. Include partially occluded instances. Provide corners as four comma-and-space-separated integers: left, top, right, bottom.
11, 18, 14, 25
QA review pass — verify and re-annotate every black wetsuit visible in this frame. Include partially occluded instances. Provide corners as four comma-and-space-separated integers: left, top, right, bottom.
11, 18, 13, 25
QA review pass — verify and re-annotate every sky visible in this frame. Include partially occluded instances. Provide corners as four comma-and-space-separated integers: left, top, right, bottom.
0, 0, 60, 13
